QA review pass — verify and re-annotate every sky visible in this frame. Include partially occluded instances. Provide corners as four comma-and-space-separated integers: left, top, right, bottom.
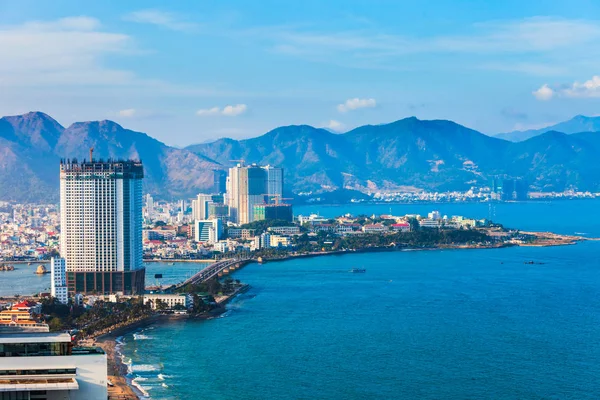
1, 0, 600, 146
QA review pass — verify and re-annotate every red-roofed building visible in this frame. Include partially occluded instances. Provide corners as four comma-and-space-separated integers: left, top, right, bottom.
391, 223, 411, 232
12, 300, 42, 315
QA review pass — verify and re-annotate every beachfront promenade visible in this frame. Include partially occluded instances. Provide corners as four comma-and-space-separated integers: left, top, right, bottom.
174, 257, 251, 289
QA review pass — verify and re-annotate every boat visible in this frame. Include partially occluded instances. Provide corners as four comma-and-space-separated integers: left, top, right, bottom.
167, 262, 175, 266
350, 268, 366, 273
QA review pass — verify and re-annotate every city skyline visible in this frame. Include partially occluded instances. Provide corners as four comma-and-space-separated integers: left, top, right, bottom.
2, 1, 600, 146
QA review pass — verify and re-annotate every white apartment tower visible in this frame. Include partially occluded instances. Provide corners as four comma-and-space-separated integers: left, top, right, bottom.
50, 257, 68, 304
59, 158, 145, 294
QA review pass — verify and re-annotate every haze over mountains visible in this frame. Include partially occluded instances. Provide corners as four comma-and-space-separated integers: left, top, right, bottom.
495, 115, 600, 142
0, 112, 599, 202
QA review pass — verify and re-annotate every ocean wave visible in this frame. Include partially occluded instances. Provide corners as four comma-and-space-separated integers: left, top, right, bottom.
133, 333, 153, 340
131, 364, 161, 372
133, 376, 148, 382
130, 378, 151, 398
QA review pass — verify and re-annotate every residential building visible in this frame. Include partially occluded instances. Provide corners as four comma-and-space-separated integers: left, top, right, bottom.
143, 294, 192, 310
419, 219, 442, 229
391, 223, 411, 232
227, 228, 255, 240
267, 226, 301, 235
194, 219, 223, 244
263, 165, 283, 201
270, 235, 291, 248
51, 257, 68, 304
227, 164, 267, 224
0, 328, 108, 399
362, 224, 387, 233
59, 158, 145, 294
213, 170, 227, 194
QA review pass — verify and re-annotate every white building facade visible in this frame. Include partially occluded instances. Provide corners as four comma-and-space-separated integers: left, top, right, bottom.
50, 257, 68, 304
0, 330, 108, 399
59, 159, 145, 294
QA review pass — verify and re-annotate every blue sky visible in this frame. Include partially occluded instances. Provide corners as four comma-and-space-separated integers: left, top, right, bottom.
1, 0, 600, 146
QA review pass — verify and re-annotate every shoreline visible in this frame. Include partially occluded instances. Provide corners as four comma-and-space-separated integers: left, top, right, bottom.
96, 286, 250, 399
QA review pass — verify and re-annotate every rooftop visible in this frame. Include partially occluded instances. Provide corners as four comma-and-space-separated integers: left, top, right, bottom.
0, 332, 71, 344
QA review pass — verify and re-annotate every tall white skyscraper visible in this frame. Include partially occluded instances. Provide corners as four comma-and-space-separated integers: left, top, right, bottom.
60, 158, 145, 294
51, 257, 68, 304
227, 164, 267, 225
145, 193, 154, 218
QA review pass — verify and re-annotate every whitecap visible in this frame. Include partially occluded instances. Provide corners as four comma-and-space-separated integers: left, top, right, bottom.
131, 364, 160, 372
130, 378, 151, 398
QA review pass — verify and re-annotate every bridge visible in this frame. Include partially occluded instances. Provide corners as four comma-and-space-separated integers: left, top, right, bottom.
173, 257, 251, 290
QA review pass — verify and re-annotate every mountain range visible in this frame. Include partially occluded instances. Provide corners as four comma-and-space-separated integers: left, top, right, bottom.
0, 112, 222, 202
495, 115, 600, 142
1, 112, 599, 202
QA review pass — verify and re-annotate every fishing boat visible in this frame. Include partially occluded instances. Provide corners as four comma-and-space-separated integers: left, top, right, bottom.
350, 268, 366, 273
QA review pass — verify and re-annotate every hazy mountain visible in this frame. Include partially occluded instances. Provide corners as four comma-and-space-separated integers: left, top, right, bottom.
0, 112, 223, 202
496, 115, 600, 142
188, 117, 600, 194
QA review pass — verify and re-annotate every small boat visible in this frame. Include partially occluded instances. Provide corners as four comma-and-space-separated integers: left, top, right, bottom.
350, 268, 366, 273
167, 262, 175, 266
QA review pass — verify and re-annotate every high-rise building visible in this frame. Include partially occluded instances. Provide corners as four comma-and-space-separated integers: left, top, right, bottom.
145, 193, 154, 218
51, 257, 68, 304
227, 164, 267, 225
213, 169, 227, 194
59, 158, 145, 295
263, 165, 283, 202
192, 194, 224, 220
194, 219, 223, 244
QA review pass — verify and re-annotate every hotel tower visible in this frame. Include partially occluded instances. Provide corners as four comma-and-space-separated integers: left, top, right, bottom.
59, 156, 145, 294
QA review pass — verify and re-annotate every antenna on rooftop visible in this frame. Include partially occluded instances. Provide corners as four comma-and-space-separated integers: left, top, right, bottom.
89, 147, 94, 162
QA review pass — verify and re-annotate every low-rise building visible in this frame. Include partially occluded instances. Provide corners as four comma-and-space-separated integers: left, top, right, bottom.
391, 223, 411, 232
270, 235, 291, 248
362, 224, 387, 233
267, 226, 301, 235
143, 294, 192, 310
227, 228, 256, 240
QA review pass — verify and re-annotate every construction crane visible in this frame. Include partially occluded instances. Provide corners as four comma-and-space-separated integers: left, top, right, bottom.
229, 159, 245, 167
267, 194, 293, 205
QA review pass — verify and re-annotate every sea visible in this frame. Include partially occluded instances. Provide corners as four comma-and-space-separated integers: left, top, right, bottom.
116, 200, 600, 399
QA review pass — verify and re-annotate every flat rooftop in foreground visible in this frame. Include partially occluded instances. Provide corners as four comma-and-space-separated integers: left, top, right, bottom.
0, 377, 79, 392
0, 332, 71, 344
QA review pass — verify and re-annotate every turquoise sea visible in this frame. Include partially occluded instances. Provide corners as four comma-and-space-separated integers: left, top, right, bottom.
120, 200, 600, 399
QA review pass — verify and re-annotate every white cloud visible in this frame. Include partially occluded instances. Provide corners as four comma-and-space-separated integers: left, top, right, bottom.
337, 98, 376, 113
324, 120, 344, 132
222, 104, 248, 116
118, 108, 136, 117
532, 75, 600, 100
564, 75, 600, 98
532, 84, 554, 101
196, 104, 247, 117
124, 9, 198, 32
0, 16, 134, 86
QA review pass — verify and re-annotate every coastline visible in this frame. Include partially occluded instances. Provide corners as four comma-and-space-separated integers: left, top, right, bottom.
95, 285, 250, 399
